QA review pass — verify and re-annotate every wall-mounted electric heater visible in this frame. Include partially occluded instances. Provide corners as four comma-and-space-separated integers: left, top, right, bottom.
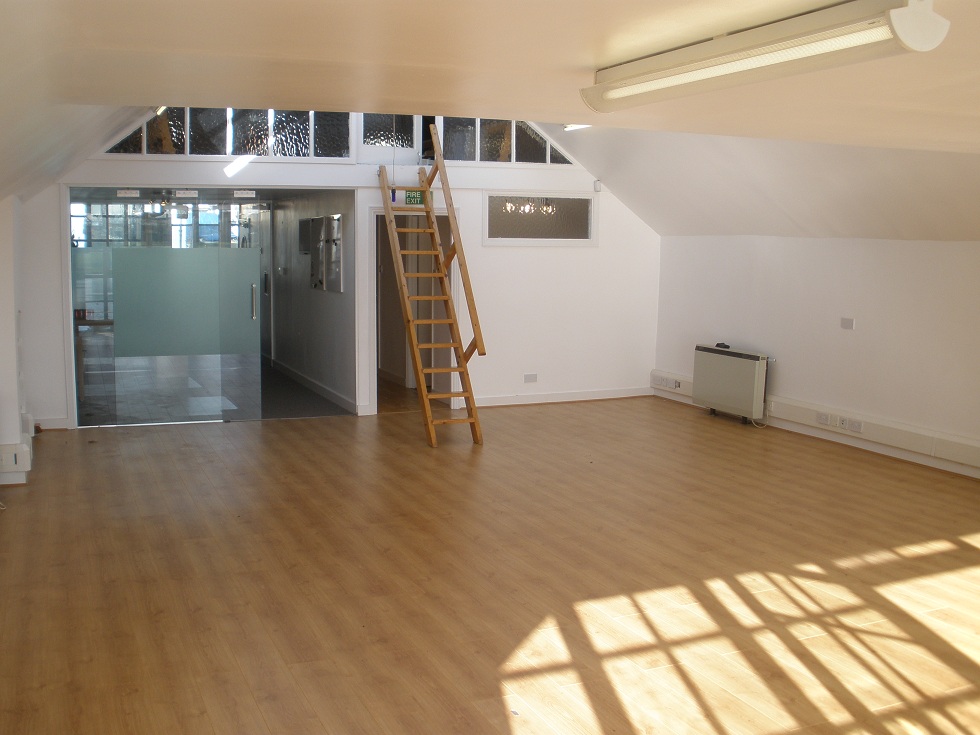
692, 344, 768, 422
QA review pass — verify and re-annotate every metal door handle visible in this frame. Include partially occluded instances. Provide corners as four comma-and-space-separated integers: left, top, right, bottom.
251, 283, 257, 320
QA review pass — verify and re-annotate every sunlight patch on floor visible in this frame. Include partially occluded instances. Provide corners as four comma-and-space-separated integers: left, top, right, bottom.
499, 554, 980, 735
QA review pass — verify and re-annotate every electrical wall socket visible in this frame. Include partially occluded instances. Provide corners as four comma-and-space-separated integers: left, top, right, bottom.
816, 412, 830, 426
523, 373, 537, 383
835, 416, 864, 432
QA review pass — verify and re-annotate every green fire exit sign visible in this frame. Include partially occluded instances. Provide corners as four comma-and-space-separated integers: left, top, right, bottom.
405, 190, 424, 206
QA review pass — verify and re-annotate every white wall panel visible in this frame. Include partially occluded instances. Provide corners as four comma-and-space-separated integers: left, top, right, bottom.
657, 235, 980, 440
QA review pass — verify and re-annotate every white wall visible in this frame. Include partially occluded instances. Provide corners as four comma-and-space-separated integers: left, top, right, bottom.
459, 190, 660, 405
0, 197, 23, 444
17, 187, 70, 427
656, 235, 980, 441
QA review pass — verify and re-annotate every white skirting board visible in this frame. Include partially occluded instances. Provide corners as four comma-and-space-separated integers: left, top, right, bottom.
478, 386, 655, 407
651, 369, 980, 478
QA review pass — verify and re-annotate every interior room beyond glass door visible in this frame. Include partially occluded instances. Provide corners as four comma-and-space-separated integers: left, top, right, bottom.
70, 190, 262, 425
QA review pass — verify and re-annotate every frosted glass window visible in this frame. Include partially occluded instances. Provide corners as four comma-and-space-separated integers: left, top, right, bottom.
480, 119, 512, 162
232, 109, 269, 156
189, 108, 228, 155
363, 113, 414, 147
488, 196, 591, 240
443, 117, 476, 161
89, 205, 107, 241
127, 205, 144, 242
313, 112, 350, 157
550, 146, 572, 165
70, 203, 88, 247
147, 108, 185, 154
272, 110, 310, 157
107, 127, 142, 154
108, 215, 125, 240
515, 122, 547, 163
197, 205, 220, 244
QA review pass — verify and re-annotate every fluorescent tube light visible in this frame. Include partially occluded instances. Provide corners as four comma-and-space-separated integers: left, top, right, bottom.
582, 0, 949, 112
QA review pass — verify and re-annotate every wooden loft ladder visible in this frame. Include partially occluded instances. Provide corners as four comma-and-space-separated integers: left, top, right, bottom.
378, 124, 486, 447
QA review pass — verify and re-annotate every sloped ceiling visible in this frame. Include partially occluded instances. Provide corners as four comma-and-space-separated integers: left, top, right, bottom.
541, 125, 980, 240
3, 0, 979, 238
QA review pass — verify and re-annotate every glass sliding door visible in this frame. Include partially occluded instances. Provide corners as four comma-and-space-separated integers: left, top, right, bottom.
216, 246, 261, 420
70, 190, 262, 425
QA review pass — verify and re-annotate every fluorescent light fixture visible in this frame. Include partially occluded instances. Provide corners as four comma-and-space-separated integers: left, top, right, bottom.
563, 124, 592, 131
582, 0, 949, 112
155, 106, 167, 116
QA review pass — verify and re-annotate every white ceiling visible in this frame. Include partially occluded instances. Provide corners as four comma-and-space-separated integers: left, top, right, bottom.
3, 0, 979, 237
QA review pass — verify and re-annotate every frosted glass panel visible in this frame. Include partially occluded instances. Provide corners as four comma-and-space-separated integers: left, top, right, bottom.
147, 108, 186, 154
363, 113, 414, 147
443, 117, 476, 160
313, 112, 350, 157
113, 248, 260, 357
113, 249, 222, 357
218, 248, 261, 355
272, 110, 310, 156
487, 196, 591, 240
232, 109, 269, 156
550, 146, 572, 165
189, 108, 227, 155
71, 248, 113, 320
480, 119, 512, 162
107, 127, 142, 154
515, 122, 547, 163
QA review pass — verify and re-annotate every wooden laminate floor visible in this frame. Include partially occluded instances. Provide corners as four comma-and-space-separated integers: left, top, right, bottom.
1, 397, 978, 734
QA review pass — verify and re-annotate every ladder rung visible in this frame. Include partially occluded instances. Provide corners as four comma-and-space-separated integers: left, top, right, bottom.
395, 227, 435, 233
399, 250, 441, 256
423, 367, 464, 374
412, 318, 453, 325
391, 206, 427, 212
409, 295, 448, 301
389, 185, 429, 191
427, 392, 471, 400
405, 272, 445, 278
432, 418, 477, 425
418, 342, 461, 349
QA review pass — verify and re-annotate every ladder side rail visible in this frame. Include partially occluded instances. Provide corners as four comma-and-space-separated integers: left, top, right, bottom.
427, 124, 486, 358
419, 170, 482, 444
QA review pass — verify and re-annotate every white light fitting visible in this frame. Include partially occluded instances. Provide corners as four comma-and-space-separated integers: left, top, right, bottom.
582, 0, 949, 112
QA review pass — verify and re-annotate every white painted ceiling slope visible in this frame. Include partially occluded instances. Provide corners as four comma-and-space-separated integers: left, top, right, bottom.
3, 0, 979, 238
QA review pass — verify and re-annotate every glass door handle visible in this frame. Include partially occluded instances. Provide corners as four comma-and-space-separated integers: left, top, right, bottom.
251, 283, 257, 320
